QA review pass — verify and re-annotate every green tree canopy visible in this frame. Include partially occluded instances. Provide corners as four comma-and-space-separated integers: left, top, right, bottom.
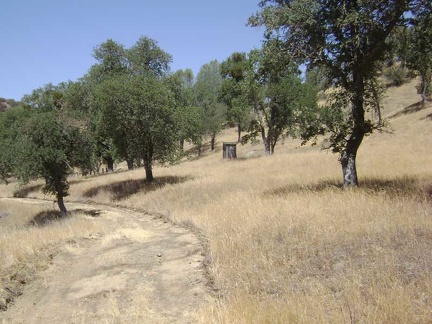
249, 0, 429, 187
195, 60, 227, 152
240, 48, 318, 155
0, 102, 92, 215
165, 69, 203, 151
83, 36, 174, 170
92, 74, 179, 182
406, 11, 432, 103
220, 52, 252, 142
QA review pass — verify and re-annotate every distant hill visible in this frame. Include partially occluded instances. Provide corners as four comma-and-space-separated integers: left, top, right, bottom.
0, 97, 19, 112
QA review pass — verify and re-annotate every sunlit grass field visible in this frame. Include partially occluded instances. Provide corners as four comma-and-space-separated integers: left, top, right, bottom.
1, 79, 431, 322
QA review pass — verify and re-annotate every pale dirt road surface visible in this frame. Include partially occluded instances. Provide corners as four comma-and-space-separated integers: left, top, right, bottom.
0, 198, 210, 324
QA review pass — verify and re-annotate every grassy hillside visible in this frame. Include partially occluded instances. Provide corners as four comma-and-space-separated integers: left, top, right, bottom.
0, 98, 19, 112
1, 79, 431, 322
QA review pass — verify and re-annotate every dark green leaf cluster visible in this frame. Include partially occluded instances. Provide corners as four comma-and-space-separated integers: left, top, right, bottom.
249, 0, 430, 186
0, 98, 92, 214
194, 60, 227, 151
406, 7, 432, 102
221, 45, 319, 155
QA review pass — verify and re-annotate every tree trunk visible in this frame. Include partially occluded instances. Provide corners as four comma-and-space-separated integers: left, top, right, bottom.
180, 138, 185, 151
210, 133, 216, 151
126, 159, 134, 170
57, 193, 67, 217
105, 155, 114, 172
420, 73, 428, 105
143, 152, 153, 182
340, 138, 362, 187
197, 145, 202, 156
263, 137, 271, 156
270, 140, 276, 155
237, 123, 241, 143
341, 72, 365, 188
144, 158, 154, 182
254, 105, 271, 156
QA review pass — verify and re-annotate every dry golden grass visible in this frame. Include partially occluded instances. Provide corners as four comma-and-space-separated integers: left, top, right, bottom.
1, 79, 431, 322
0, 201, 105, 268
0, 199, 108, 309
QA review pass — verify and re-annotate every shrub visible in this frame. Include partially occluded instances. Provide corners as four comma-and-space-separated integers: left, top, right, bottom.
383, 65, 409, 87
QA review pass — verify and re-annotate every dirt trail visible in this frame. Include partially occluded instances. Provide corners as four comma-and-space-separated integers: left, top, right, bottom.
0, 198, 210, 323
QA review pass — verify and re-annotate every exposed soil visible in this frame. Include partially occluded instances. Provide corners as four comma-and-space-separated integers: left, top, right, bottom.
0, 198, 210, 323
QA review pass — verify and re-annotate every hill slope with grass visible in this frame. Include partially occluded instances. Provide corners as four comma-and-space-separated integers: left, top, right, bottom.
0, 98, 19, 112
1, 78, 431, 322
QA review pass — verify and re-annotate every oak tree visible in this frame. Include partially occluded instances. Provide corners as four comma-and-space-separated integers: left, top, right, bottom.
249, 0, 429, 187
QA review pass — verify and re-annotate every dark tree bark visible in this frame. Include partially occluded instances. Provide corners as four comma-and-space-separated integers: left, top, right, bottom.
104, 155, 114, 172
126, 159, 134, 170
210, 133, 216, 151
50, 173, 68, 216
420, 73, 431, 105
237, 123, 242, 143
180, 138, 185, 151
254, 105, 272, 156
143, 151, 153, 182
143, 159, 153, 182
57, 193, 67, 217
341, 72, 365, 188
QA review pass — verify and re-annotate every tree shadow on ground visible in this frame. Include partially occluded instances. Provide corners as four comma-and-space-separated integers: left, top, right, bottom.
83, 175, 191, 201
13, 179, 85, 198
265, 179, 342, 197
390, 101, 425, 119
13, 184, 44, 198
28, 208, 103, 226
423, 113, 432, 121
265, 176, 432, 202
183, 142, 217, 161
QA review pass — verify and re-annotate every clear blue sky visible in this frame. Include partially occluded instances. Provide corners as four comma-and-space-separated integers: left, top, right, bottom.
1, 0, 264, 100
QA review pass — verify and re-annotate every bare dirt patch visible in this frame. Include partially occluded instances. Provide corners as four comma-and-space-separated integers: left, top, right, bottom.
0, 198, 209, 323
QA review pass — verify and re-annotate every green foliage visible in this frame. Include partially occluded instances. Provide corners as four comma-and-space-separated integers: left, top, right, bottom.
0, 107, 91, 214
305, 66, 331, 92
239, 47, 319, 154
406, 9, 432, 103
92, 39, 128, 77
387, 26, 411, 67
92, 74, 179, 181
0, 107, 32, 182
194, 60, 227, 148
249, 0, 428, 186
165, 70, 202, 148
0, 84, 92, 213
220, 52, 252, 140
83, 36, 176, 169
127, 36, 172, 78
382, 64, 409, 87
21, 83, 66, 112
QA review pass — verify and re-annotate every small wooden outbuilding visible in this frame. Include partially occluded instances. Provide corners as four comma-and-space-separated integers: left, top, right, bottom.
222, 142, 237, 159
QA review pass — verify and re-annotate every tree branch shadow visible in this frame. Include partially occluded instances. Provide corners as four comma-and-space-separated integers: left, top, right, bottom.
83, 175, 191, 201
265, 176, 432, 202
28, 208, 103, 226
422, 113, 432, 121
13, 184, 44, 198
264, 179, 342, 197
390, 101, 425, 119
13, 179, 85, 198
